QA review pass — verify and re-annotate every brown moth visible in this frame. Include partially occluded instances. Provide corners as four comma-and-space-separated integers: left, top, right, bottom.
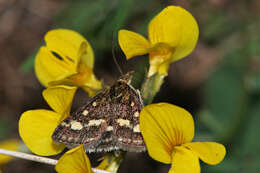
52, 72, 146, 152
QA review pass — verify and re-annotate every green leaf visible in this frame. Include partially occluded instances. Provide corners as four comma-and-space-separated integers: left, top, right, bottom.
203, 53, 248, 142
20, 47, 39, 73
20, 55, 35, 73
204, 157, 240, 173
241, 101, 260, 155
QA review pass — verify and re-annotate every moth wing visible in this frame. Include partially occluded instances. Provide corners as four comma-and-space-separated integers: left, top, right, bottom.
52, 91, 108, 149
53, 73, 146, 152
109, 81, 146, 152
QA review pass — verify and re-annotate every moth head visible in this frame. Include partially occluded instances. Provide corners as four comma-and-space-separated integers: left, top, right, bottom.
117, 71, 134, 84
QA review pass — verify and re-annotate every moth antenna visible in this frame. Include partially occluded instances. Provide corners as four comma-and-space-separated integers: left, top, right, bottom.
112, 30, 123, 75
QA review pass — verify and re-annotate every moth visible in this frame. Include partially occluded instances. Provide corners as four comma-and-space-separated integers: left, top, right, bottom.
52, 72, 146, 152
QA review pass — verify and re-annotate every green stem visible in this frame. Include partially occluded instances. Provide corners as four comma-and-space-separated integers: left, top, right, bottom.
141, 73, 166, 105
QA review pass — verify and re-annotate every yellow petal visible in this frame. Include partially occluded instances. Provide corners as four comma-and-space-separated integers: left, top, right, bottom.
45, 29, 94, 68
35, 46, 78, 87
183, 142, 226, 165
79, 41, 95, 70
42, 85, 77, 120
56, 145, 93, 173
140, 103, 194, 164
118, 30, 150, 59
80, 69, 102, 96
148, 52, 172, 77
170, 146, 200, 173
35, 29, 95, 87
148, 6, 199, 62
18, 110, 65, 156
48, 64, 102, 97
74, 60, 102, 91
0, 139, 20, 164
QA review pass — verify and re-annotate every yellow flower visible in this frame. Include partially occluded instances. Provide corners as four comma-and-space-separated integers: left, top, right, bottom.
19, 85, 77, 156
55, 145, 93, 173
35, 29, 102, 96
0, 139, 20, 164
140, 103, 226, 173
118, 6, 199, 77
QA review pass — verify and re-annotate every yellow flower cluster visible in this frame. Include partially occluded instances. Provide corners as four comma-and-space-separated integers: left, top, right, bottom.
140, 103, 226, 173
19, 29, 102, 171
19, 29, 102, 156
118, 6, 199, 77
19, 86, 76, 156
35, 29, 102, 96
18, 5, 226, 173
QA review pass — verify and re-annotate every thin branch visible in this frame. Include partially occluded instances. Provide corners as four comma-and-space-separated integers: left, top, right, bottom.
0, 149, 112, 173
0, 149, 57, 165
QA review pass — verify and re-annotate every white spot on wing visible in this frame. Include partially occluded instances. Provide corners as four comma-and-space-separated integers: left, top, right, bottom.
116, 119, 131, 127
71, 121, 83, 130
86, 138, 95, 142
106, 126, 114, 131
134, 111, 139, 117
92, 102, 97, 107
133, 140, 143, 144
133, 124, 140, 133
82, 110, 89, 116
87, 119, 105, 126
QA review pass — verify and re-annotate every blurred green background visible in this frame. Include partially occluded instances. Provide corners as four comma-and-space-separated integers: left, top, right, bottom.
0, 0, 260, 172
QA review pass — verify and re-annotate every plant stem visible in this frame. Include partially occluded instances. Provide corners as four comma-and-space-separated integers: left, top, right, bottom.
0, 149, 111, 173
141, 73, 166, 105
0, 149, 57, 165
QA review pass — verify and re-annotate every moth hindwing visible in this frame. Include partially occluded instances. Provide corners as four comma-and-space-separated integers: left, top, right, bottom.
52, 72, 146, 152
